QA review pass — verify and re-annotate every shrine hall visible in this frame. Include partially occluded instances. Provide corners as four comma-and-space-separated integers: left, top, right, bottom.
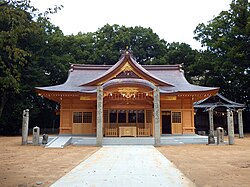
36, 50, 219, 146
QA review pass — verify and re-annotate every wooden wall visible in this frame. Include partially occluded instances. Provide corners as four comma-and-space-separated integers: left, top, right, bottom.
59, 95, 195, 135
160, 96, 195, 134
59, 97, 96, 134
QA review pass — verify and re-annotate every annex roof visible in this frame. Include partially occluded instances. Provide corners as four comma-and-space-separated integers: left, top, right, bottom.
194, 93, 245, 110
36, 50, 219, 95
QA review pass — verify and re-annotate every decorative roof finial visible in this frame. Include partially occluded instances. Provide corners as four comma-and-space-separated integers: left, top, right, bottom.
120, 46, 133, 57
125, 46, 130, 54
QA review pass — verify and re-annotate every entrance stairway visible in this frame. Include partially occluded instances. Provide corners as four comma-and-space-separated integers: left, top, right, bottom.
46, 136, 72, 148
45, 135, 208, 147
103, 137, 154, 145
71, 137, 97, 146
71, 135, 208, 146
161, 135, 208, 145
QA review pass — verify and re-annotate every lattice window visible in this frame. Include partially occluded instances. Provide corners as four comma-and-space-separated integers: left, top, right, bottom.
138, 110, 145, 123
110, 110, 117, 123
83, 112, 92, 123
73, 112, 82, 123
128, 110, 136, 123
172, 112, 181, 123
73, 112, 92, 123
118, 110, 126, 123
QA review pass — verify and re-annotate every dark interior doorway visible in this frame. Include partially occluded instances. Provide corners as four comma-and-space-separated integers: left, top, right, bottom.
162, 111, 171, 134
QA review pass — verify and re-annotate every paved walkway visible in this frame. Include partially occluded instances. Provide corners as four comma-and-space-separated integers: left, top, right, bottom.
50, 146, 195, 187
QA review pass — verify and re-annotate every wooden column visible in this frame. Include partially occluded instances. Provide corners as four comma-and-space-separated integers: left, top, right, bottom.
96, 86, 103, 146
238, 109, 244, 138
227, 109, 235, 145
154, 87, 161, 147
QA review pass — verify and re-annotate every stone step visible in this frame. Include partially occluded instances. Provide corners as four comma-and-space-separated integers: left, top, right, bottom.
71, 137, 97, 146
45, 135, 211, 147
160, 136, 208, 145
103, 137, 154, 145
160, 139, 184, 145
46, 136, 72, 148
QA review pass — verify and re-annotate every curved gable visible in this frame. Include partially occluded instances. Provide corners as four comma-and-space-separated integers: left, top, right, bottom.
81, 50, 174, 87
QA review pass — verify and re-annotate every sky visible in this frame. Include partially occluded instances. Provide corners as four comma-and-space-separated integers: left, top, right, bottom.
31, 0, 232, 49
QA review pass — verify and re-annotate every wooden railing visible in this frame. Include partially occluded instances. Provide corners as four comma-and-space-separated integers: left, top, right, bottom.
104, 123, 145, 129
105, 128, 118, 137
104, 127, 151, 137
137, 128, 150, 137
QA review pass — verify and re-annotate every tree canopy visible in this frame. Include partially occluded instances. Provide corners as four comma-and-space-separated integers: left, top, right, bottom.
194, 0, 250, 105
0, 0, 249, 135
0, 0, 64, 134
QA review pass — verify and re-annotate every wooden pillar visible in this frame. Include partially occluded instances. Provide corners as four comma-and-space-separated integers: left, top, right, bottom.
238, 109, 244, 138
227, 109, 235, 145
154, 87, 161, 146
96, 86, 103, 146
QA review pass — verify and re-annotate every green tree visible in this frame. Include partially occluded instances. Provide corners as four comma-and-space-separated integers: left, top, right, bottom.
0, 0, 63, 134
38, 19, 69, 85
0, 1, 207, 134
0, 0, 43, 119
75, 24, 168, 65
162, 42, 199, 81
194, 0, 250, 104
185, 50, 217, 86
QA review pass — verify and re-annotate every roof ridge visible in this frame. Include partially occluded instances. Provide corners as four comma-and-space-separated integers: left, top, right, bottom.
81, 52, 174, 87
143, 65, 181, 70
142, 64, 181, 67
71, 63, 183, 72
71, 64, 111, 70
216, 93, 245, 106
71, 64, 112, 67
194, 93, 245, 107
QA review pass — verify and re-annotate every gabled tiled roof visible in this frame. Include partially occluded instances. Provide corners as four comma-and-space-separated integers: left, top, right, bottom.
82, 52, 173, 86
194, 93, 245, 109
36, 50, 219, 94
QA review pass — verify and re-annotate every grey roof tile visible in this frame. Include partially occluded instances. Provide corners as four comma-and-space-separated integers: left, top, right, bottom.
194, 93, 245, 109
36, 52, 218, 94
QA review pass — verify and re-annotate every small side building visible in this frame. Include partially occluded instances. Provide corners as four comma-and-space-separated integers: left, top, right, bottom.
194, 93, 245, 135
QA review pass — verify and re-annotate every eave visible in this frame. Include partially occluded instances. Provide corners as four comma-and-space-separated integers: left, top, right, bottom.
35, 89, 96, 103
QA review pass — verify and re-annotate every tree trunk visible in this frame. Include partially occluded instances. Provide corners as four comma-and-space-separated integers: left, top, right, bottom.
0, 92, 7, 120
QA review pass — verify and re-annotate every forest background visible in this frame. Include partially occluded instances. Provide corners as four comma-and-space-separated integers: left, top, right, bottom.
0, 0, 249, 134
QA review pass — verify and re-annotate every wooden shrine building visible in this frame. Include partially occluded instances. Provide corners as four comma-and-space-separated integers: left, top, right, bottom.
194, 93, 245, 136
36, 50, 219, 145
